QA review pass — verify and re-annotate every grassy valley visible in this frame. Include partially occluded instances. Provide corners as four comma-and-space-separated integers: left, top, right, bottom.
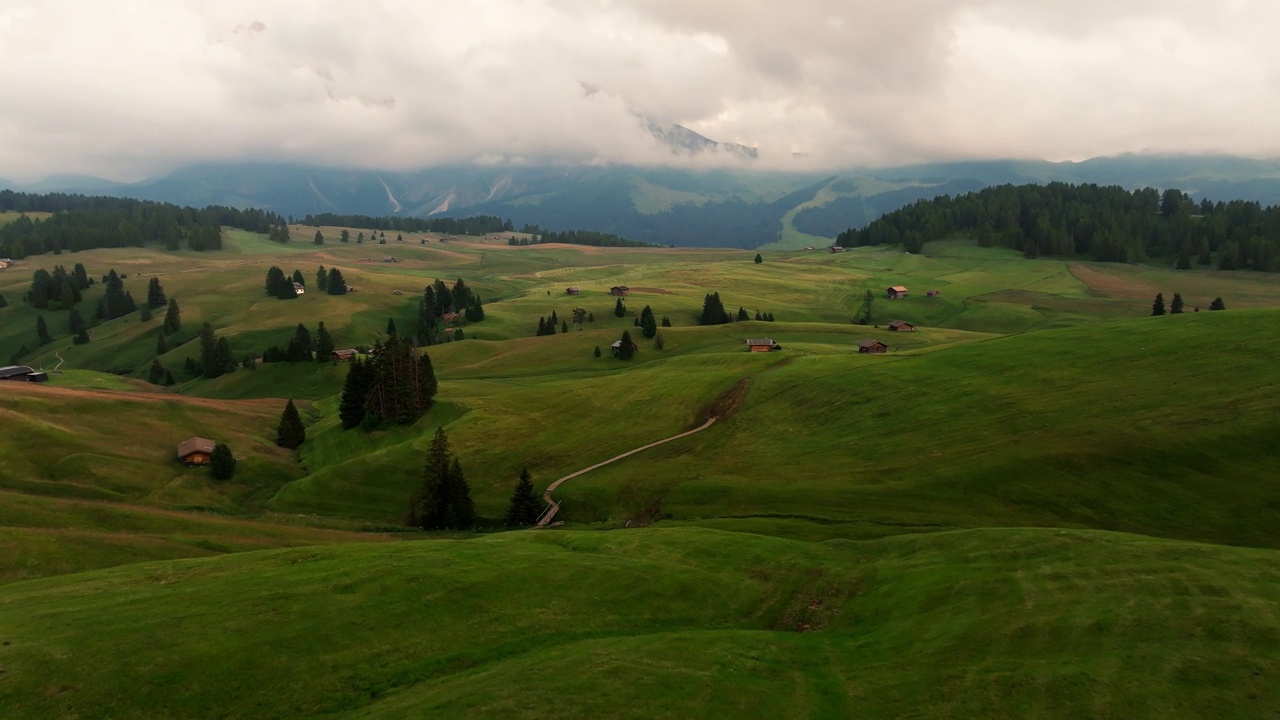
1, 224, 1279, 717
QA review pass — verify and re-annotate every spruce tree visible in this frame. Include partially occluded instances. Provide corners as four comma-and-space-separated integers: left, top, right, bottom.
614, 297, 626, 317
698, 292, 730, 325
416, 427, 452, 529
199, 323, 218, 378
445, 457, 476, 530
617, 330, 636, 360
639, 305, 657, 338
339, 357, 372, 429
387, 318, 398, 337
1209, 296, 1226, 311
36, 315, 51, 343
164, 299, 181, 334
594, 345, 601, 358
210, 443, 236, 481
661, 316, 671, 327
163, 369, 175, 386
327, 268, 347, 295
156, 331, 168, 355
147, 277, 167, 308
148, 359, 166, 384
1151, 292, 1166, 316
754, 253, 763, 264
1170, 292, 1185, 314
265, 266, 286, 296
316, 265, 329, 292
561, 320, 568, 334
313, 230, 324, 245
0, 293, 7, 308
276, 280, 297, 300
68, 308, 84, 334
314, 321, 334, 362
214, 337, 236, 375
736, 306, 749, 321
73, 329, 90, 345
291, 270, 306, 288
276, 399, 307, 449
140, 307, 152, 322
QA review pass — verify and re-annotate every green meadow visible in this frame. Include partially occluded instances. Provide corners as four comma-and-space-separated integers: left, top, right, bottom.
1, 226, 1280, 717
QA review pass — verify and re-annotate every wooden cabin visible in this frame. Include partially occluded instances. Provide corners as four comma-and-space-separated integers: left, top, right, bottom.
0, 365, 49, 383
566, 287, 581, 295
332, 349, 358, 361
610, 286, 630, 296
886, 286, 909, 299
888, 320, 917, 332
292, 282, 305, 295
610, 339, 638, 356
745, 338, 775, 352
829, 246, 845, 253
857, 339, 888, 354
177, 437, 216, 465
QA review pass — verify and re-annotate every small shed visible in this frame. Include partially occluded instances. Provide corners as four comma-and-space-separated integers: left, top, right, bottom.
610, 339, 638, 357
332, 349, 358, 361
926, 290, 940, 297
177, 437, 216, 465
292, 282, 305, 295
804, 245, 815, 251
888, 320, 917, 332
0, 365, 49, 383
566, 287, 581, 295
886, 286, 909, 299
610, 286, 630, 296
829, 246, 845, 253
745, 338, 775, 353
857, 339, 888, 354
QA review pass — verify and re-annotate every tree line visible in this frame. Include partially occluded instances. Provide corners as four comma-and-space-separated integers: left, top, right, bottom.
298, 213, 512, 235
417, 278, 483, 345
510, 225, 661, 248
836, 182, 1280, 271
0, 190, 284, 258
338, 334, 438, 430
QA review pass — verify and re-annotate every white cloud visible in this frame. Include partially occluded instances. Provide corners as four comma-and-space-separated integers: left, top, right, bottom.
0, 0, 1277, 181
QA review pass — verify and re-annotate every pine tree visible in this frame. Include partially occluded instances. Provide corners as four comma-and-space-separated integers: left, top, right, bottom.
445, 458, 475, 530
561, 320, 568, 334
291, 270, 306, 288
327, 268, 347, 295
736, 306, 749, 321
265, 266, 286, 296
313, 230, 324, 245
314, 321, 334, 362
199, 323, 218, 378
465, 296, 485, 322
214, 337, 236, 375
0, 293, 7, 308
73, 329, 90, 345
164, 299, 181, 334
754, 253, 763, 264
653, 332, 665, 350
1151, 292, 1166, 316
416, 427, 455, 529
156, 331, 169, 355
661, 316, 671, 327
1170, 292, 1185, 314
163, 369, 175, 386
536, 316, 547, 336
276, 280, 297, 299
387, 318, 398, 337
639, 305, 657, 338
339, 357, 372, 429
147, 277, 167, 308
68, 308, 84, 334
316, 265, 329, 292
698, 292, 730, 325
614, 297, 626, 317
148, 359, 166, 384
210, 443, 236, 481
617, 330, 636, 360
72, 263, 90, 289
594, 345, 601, 358
36, 315, 50, 343
1209, 296, 1226, 311
276, 399, 307, 449
140, 307, 152, 322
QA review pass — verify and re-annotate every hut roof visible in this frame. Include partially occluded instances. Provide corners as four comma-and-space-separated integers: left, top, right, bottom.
745, 338, 774, 346
857, 339, 886, 349
177, 437, 216, 459
888, 285, 909, 293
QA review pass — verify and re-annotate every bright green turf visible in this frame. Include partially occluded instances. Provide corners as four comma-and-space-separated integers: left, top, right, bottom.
0, 527, 1276, 719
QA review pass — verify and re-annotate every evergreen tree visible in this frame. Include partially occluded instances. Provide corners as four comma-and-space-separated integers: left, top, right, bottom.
163, 369, 175, 386
536, 316, 547, 336
210, 443, 236, 481
339, 357, 373, 429
387, 318, 398, 337
291, 269, 306, 288
1151, 292, 1166, 316
0, 293, 7, 308
617, 330, 636, 360
653, 332, 665, 350
265, 266, 286, 296
661, 315, 671, 327
561, 320, 568, 334
1210, 296, 1227, 311
340, 229, 350, 243
276, 399, 307, 449
594, 345, 601, 358
276, 279, 298, 299
465, 296, 485, 322
639, 305, 657, 338
314, 321, 334, 362
698, 292, 731, 325
36, 314, 50, 343
857, 289, 875, 324
588, 312, 594, 322
163, 299, 181, 334
146, 277, 167, 308
1176, 244, 1192, 270
214, 337, 236, 375
736, 306, 749, 321
156, 331, 168, 355
72, 329, 90, 345
327, 268, 347, 295
316, 265, 329, 292
415, 427, 452, 529
199, 322, 218, 378
614, 297, 626, 317
68, 307, 84, 335
754, 253, 763, 264
451, 278, 473, 310
148, 359, 166, 384
140, 307, 152, 322
1170, 292, 1185, 314
314, 230, 324, 245
445, 458, 476, 530
72, 262, 90, 289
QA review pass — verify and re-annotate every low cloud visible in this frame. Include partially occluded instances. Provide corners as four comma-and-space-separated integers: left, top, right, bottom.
1, 0, 1277, 181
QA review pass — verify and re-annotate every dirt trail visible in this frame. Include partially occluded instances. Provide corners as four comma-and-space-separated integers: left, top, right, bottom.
536, 378, 751, 527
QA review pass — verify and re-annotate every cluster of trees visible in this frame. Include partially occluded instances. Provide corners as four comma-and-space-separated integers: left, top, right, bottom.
27, 263, 89, 309
300, 214, 511, 235
262, 322, 335, 363
0, 190, 283, 258
95, 269, 138, 320
698, 293, 732, 325
837, 182, 1280, 271
535, 309, 566, 336
615, 329, 637, 360
193, 322, 237, 379
268, 224, 292, 243
635, 305, 658, 338
338, 335, 438, 429
417, 278, 482, 345
510, 225, 661, 248
406, 428, 475, 530
314, 265, 346, 294
1151, 293, 1226, 315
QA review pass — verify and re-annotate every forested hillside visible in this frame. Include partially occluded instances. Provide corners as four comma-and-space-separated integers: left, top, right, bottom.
837, 182, 1280, 271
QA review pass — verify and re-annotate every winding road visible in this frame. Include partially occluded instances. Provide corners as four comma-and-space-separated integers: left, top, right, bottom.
536, 416, 718, 527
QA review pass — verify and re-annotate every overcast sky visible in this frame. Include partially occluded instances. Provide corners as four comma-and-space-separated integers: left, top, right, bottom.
2, 0, 1278, 182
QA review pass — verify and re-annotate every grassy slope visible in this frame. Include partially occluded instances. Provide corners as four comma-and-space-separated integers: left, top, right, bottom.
0, 527, 1276, 719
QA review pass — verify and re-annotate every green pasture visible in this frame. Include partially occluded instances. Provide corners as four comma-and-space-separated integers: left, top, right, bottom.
0, 527, 1277, 719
